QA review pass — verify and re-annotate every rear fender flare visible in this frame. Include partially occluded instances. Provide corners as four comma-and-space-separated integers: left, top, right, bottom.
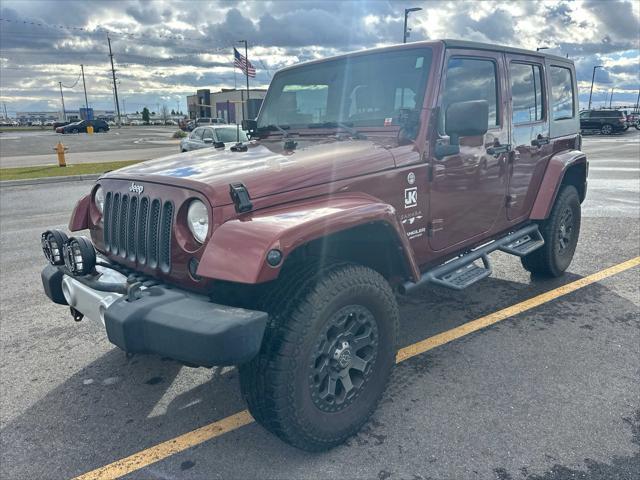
530, 150, 587, 220
196, 194, 421, 284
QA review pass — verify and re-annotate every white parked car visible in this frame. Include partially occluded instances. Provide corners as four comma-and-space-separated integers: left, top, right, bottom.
130, 120, 143, 126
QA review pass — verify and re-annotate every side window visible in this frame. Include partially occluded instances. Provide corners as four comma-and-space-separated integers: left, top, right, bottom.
580, 111, 589, 118
440, 57, 499, 133
202, 128, 214, 140
394, 87, 416, 110
192, 128, 204, 140
550, 66, 574, 121
510, 62, 544, 124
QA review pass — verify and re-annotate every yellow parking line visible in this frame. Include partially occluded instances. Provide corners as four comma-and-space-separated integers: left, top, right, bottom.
74, 256, 640, 480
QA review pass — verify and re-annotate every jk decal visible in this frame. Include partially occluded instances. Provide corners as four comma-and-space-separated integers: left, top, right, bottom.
404, 187, 418, 208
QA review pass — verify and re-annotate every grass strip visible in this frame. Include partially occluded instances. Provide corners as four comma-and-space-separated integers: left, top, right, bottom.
0, 160, 140, 181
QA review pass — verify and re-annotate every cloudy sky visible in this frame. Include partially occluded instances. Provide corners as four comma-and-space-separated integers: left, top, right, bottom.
0, 0, 638, 116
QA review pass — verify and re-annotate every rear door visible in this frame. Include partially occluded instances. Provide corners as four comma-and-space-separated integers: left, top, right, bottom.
428, 50, 509, 251
505, 54, 552, 221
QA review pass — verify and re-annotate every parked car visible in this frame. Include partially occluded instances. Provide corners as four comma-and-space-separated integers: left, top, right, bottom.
56, 119, 110, 134
129, 120, 143, 126
52, 121, 70, 130
31, 120, 43, 126
44, 120, 55, 126
196, 117, 227, 126
180, 125, 248, 152
39, 39, 587, 452
579, 109, 627, 134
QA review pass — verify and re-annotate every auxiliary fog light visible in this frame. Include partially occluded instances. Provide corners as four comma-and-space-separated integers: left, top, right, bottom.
62, 236, 97, 275
41, 230, 69, 265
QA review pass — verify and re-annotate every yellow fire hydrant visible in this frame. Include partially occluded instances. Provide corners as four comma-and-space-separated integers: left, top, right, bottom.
86, 124, 94, 135
54, 141, 68, 167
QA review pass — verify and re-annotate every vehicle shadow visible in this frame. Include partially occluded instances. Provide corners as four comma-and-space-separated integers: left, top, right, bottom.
1, 265, 636, 479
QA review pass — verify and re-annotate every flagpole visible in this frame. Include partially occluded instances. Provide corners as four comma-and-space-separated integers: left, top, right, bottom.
239, 40, 250, 120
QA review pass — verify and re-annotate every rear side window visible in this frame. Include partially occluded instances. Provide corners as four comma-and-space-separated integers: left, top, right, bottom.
550, 66, 574, 121
441, 57, 499, 132
202, 128, 214, 140
510, 63, 544, 124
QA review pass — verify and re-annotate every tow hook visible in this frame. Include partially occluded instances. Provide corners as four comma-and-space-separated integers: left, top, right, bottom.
70, 306, 84, 322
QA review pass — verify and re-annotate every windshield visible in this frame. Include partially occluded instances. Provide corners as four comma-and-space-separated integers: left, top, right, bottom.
215, 128, 248, 143
257, 47, 432, 130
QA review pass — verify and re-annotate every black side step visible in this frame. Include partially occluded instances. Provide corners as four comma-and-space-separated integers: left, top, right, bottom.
499, 228, 544, 256
400, 224, 544, 294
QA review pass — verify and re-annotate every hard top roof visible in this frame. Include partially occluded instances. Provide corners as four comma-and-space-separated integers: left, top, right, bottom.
277, 39, 573, 74
441, 39, 573, 63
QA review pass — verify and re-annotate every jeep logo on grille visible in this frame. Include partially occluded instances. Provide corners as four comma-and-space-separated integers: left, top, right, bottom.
129, 183, 144, 194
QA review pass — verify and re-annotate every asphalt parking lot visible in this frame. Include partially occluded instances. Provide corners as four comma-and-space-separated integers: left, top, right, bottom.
0, 126, 179, 168
0, 131, 638, 480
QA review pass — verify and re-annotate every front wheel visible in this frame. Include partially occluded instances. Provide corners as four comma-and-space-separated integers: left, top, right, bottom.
522, 185, 581, 277
600, 124, 613, 135
239, 263, 399, 451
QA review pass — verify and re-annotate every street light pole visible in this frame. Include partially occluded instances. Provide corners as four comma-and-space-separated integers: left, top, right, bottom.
58, 82, 66, 122
609, 88, 614, 108
80, 64, 89, 111
403, 7, 422, 43
588, 65, 603, 110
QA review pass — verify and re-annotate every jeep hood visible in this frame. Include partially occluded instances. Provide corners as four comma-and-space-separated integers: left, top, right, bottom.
103, 138, 395, 206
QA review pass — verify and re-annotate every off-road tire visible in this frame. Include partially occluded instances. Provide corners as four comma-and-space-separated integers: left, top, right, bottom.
600, 124, 613, 135
522, 185, 580, 277
239, 262, 399, 451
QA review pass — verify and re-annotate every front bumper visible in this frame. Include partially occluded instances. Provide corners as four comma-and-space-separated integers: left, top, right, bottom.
41, 264, 268, 367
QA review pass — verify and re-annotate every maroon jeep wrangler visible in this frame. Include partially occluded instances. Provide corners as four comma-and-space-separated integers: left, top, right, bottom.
40, 40, 587, 451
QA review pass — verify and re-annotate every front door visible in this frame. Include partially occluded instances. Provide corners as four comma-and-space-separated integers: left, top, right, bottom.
505, 55, 552, 221
428, 50, 509, 251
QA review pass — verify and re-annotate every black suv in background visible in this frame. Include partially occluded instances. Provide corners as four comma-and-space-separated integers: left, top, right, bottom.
580, 109, 627, 135
56, 119, 110, 134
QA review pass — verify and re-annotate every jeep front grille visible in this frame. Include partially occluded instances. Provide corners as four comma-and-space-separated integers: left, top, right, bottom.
103, 192, 174, 273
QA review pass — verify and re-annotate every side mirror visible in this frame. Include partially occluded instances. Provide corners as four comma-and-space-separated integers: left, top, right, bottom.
242, 119, 257, 134
435, 100, 489, 159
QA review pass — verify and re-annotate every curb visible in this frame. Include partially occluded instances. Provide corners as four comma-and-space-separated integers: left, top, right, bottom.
0, 174, 101, 188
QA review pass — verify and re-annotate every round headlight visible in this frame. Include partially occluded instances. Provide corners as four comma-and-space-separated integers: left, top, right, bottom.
41, 229, 69, 265
62, 236, 96, 275
94, 186, 105, 214
187, 200, 209, 243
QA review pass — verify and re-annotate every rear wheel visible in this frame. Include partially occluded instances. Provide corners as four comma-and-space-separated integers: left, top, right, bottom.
71, 128, 79, 134
600, 124, 613, 135
239, 263, 398, 451
522, 185, 581, 277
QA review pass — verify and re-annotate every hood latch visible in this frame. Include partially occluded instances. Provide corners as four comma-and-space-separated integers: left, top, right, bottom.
229, 183, 253, 213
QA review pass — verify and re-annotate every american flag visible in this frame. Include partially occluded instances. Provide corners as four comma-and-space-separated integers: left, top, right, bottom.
234, 48, 256, 78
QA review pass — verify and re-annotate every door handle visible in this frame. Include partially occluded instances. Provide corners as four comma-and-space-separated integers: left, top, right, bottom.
486, 143, 511, 156
531, 134, 550, 147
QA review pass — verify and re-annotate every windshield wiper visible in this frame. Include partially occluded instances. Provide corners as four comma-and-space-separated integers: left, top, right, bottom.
307, 121, 366, 139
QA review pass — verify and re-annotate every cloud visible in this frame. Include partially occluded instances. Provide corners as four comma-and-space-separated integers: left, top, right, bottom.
0, 0, 639, 114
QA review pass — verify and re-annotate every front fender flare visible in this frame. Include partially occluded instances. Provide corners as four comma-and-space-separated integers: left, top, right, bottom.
197, 194, 420, 284
530, 149, 587, 220
68, 194, 90, 231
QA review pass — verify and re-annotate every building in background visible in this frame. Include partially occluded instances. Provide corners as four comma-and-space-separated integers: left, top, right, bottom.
186, 88, 267, 122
